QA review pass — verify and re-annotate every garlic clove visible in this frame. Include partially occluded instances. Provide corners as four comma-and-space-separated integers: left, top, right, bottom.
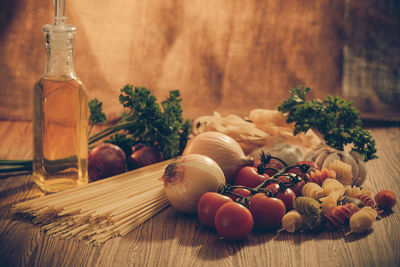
314, 148, 331, 169
305, 145, 328, 162
321, 152, 341, 170
349, 150, 367, 186
340, 152, 359, 182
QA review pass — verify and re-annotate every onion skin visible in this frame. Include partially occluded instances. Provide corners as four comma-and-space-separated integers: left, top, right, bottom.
127, 145, 162, 171
88, 143, 126, 181
161, 154, 226, 214
183, 131, 253, 184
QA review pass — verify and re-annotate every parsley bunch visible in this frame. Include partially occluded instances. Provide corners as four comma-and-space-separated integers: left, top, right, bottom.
0, 86, 191, 174
89, 85, 191, 159
278, 86, 377, 162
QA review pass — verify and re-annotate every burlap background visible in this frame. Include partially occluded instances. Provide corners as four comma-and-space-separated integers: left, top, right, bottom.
0, 0, 399, 122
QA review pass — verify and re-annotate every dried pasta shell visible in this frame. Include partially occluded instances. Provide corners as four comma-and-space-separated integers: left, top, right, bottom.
302, 214, 324, 232
355, 193, 376, 208
322, 178, 345, 197
307, 168, 336, 186
301, 182, 327, 200
281, 210, 303, 233
294, 197, 321, 216
320, 192, 340, 213
339, 196, 365, 209
327, 160, 353, 185
349, 207, 378, 233
344, 185, 373, 198
340, 152, 359, 182
325, 203, 360, 228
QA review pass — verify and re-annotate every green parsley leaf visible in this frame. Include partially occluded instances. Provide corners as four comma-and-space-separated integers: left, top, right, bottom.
278, 86, 377, 161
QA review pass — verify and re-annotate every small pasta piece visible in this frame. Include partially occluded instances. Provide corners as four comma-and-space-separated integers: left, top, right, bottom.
344, 185, 373, 198
349, 207, 378, 233
302, 214, 324, 232
301, 182, 327, 200
306, 168, 336, 186
322, 178, 345, 198
328, 160, 353, 185
294, 197, 321, 216
281, 210, 303, 233
325, 203, 360, 228
339, 196, 365, 209
320, 192, 340, 213
354, 193, 376, 208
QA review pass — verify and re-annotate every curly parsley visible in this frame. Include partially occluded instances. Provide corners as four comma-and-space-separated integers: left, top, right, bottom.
278, 86, 377, 162
89, 85, 191, 159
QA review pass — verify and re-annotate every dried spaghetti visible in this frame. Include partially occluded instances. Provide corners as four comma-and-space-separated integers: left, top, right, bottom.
12, 159, 174, 246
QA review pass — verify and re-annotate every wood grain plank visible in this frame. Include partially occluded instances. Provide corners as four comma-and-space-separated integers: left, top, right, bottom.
0, 122, 399, 267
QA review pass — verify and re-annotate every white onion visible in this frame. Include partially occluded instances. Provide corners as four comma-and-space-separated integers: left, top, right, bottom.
161, 154, 225, 214
183, 131, 253, 184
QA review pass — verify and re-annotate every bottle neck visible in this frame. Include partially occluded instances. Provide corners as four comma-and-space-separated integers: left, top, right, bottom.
42, 23, 77, 80
44, 45, 76, 80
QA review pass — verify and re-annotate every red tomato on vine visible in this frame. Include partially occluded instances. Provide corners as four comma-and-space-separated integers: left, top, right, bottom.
227, 188, 252, 201
214, 202, 254, 240
233, 166, 266, 188
197, 192, 233, 228
248, 193, 286, 230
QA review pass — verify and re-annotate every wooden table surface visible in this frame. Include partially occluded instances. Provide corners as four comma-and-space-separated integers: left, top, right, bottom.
0, 121, 399, 267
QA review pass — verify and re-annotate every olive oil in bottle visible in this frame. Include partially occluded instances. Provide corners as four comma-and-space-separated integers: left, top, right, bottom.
32, 9, 88, 192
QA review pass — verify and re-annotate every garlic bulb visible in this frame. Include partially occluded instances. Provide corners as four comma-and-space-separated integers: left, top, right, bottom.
161, 154, 225, 214
183, 131, 253, 184
250, 142, 303, 166
305, 144, 367, 186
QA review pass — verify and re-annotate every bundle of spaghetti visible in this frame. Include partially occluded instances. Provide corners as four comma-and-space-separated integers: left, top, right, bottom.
12, 159, 173, 246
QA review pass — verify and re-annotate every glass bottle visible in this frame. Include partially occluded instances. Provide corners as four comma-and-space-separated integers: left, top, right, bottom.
32, 23, 88, 193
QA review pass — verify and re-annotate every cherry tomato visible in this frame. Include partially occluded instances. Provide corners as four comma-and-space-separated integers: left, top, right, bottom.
197, 192, 233, 228
275, 188, 296, 211
254, 158, 285, 177
263, 182, 296, 211
264, 182, 280, 194
234, 166, 266, 188
375, 190, 397, 210
248, 193, 286, 230
287, 160, 318, 179
214, 202, 254, 240
227, 188, 252, 201
277, 173, 305, 196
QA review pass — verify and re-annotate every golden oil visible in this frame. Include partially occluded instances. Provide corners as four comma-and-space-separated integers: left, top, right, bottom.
32, 23, 88, 193
33, 78, 88, 192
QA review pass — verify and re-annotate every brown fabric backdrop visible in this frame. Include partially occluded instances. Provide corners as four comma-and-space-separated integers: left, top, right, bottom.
0, 0, 399, 121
